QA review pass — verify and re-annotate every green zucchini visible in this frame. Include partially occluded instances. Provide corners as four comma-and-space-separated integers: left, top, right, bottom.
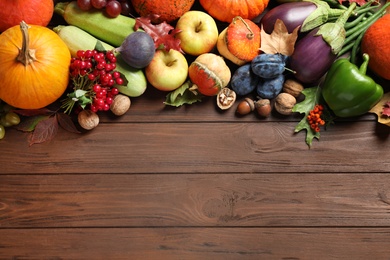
54, 1, 137, 47
53, 25, 114, 56
53, 25, 147, 97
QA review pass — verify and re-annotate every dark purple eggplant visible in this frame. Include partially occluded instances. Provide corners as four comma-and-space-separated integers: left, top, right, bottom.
288, 28, 337, 84
261, 1, 317, 34
288, 3, 357, 84
260, 0, 345, 34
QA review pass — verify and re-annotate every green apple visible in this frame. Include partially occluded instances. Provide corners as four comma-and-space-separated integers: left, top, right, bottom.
145, 49, 189, 91
175, 10, 219, 56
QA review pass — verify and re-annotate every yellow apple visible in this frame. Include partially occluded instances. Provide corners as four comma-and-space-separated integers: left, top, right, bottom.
145, 49, 189, 91
175, 10, 219, 56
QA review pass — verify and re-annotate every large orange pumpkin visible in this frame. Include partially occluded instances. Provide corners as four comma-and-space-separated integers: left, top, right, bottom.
199, 0, 270, 23
0, 0, 54, 32
130, 0, 195, 23
0, 22, 71, 109
361, 14, 390, 80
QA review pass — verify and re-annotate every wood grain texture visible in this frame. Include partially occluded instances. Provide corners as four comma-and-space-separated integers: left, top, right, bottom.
1, 228, 390, 259
1, 120, 389, 174
1, 174, 390, 228
1, 2, 389, 258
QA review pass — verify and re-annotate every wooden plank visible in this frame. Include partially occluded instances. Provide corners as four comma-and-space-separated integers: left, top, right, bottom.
95, 86, 379, 123
1, 227, 390, 259
2, 173, 390, 227
1, 120, 389, 174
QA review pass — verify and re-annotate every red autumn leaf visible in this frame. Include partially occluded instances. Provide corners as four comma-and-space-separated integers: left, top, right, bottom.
338, 0, 369, 6
383, 102, 390, 117
135, 15, 183, 53
29, 115, 59, 146
56, 113, 81, 134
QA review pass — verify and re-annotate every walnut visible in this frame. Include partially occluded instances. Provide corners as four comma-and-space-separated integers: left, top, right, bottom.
283, 78, 304, 98
274, 93, 296, 115
110, 94, 131, 116
78, 110, 99, 130
217, 88, 236, 110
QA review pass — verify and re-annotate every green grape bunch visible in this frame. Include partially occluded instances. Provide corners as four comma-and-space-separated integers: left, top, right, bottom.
0, 101, 21, 140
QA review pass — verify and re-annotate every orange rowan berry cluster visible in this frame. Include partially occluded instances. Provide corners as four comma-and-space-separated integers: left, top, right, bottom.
307, 104, 325, 133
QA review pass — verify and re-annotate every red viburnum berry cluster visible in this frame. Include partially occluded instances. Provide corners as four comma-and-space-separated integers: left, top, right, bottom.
65, 49, 125, 113
307, 104, 325, 133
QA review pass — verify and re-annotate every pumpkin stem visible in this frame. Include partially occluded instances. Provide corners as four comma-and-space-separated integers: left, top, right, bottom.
17, 21, 37, 66
233, 16, 254, 40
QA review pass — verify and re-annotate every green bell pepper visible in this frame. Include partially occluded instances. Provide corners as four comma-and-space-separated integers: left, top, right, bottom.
322, 53, 383, 118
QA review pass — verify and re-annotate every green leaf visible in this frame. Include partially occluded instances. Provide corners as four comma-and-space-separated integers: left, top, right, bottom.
292, 86, 322, 147
164, 81, 203, 107
74, 89, 88, 98
14, 115, 50, 132
94, 40, 107, 52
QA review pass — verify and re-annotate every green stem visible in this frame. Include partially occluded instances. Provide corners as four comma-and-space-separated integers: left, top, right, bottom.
321, 0, 348, 10
359, 53, 369, 74
355, 5, 381, 15
345, 2, 390, 39
338, 41, 355, 57
354, 0, 375, 12
327, 8, 348, 19
350, 26, 367, 64
336, 2, 357, 25
344, 12, 369, 30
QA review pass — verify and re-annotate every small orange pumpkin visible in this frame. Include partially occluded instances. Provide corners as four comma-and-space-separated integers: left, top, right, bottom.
0, 22, 71, 109
200, 0, 270, 23
217, 16, 261, 65
189, 53, 231, 96
0, 0, 54, 32
130, 0, 195, 23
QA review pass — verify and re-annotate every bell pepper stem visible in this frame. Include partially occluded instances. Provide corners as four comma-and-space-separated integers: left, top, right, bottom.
360, 53, 369, 74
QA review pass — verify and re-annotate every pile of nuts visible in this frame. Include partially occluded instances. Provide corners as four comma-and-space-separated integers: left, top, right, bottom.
218, 78, 304, 118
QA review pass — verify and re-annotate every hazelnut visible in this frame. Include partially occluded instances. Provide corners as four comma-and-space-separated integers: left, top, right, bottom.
274, 93, 296, 115
236, 98, 255, 115
110, 94, 131, 116
283, 78, 304, 98
78, 110, 99, 130
255, 99, 271, 117
217, 88, 236, 110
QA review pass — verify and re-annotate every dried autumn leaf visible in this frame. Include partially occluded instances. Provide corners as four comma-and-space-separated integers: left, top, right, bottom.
368, 91, 390, 127
135, 15, 183, 53
29, 115, 59, 146
260, 19, 300, 56
56, 113, 81, 134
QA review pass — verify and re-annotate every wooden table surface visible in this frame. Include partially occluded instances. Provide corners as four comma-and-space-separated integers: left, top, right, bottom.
1, 84, 390, 259
2, 1, 390, 259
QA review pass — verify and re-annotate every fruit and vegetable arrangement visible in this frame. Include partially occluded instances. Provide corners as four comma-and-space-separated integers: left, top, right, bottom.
0, 0, 390, 147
